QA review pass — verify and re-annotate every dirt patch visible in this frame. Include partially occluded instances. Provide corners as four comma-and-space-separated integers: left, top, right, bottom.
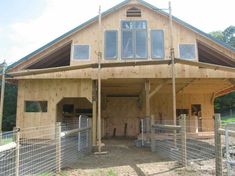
58, 139, 207, 176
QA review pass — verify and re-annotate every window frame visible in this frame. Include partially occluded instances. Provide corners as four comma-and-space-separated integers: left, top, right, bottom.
104, 30, 118, 60
151, 29, 165, 59
121, 20, 148, 60
178, 43, 197, 60
72, 44, 90, 60
25, 100, 48, 113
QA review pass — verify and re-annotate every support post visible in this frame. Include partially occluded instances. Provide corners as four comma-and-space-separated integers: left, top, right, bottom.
145, 80, 151, 141
151, 115, 156, 152
15, 128, 20, 176
179, 114, 187, 167
97, 5, 102, 153
92, 100, 97, 146
214, 114, 223, 176
92, 80, 97, 147
169, 2, 177, 147
56, 122, 61, 173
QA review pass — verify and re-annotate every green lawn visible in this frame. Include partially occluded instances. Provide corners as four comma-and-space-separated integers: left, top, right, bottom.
221, 116, 235, 124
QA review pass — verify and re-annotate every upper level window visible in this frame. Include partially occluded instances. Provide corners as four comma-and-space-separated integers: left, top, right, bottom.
179, 44, 196, 59
121, 21, 147, 59
151, 30, 164, 59
73, 45, 90, 60
104, 30, 118, 59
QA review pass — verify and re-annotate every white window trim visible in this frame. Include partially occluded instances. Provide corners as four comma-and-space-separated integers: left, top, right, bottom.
72, 44, 91, 61
178, 43, 197, 60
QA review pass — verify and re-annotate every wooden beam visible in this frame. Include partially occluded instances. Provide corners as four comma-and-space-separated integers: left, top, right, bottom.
211, 92, 215, 105
215, 85, 235, 97
149, 80, 168, 98
176, 79, 196, 94
175, 58, 235, 72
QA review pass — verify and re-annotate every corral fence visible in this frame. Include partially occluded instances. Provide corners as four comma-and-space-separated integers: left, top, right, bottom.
151, 114, 235, 176
0, 115, 92, 176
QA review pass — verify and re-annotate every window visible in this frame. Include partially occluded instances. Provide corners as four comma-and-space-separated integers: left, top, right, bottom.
73, 45, 90, 60
179, 44, 196, 59
105, 31, 118, 59
121, 21, 147, 59
25, 101, 48, 112
151, 30, 164, 59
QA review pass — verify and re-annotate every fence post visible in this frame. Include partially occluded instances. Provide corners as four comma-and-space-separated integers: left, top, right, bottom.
151, 115, 156, 152
180, 114, 187, 167
214, 114, 223, 176
56, 122, 61, 173
15, 128, 20, 176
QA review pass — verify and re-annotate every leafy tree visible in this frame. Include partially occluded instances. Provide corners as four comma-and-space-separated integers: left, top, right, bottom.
210, 25, 235, 48
1, 83, 17, 131
211, 26, 235, 116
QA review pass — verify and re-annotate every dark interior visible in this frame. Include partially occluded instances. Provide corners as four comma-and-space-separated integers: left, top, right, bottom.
197, 41, 235, 67
26, 43, 71, 69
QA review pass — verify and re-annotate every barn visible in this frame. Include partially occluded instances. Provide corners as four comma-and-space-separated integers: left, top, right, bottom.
7, 0, 235, 152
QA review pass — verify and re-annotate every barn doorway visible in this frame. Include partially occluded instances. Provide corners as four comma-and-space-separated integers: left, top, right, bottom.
56, 97, 92, 129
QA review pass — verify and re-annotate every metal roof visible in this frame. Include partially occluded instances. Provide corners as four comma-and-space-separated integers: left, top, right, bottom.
8, 0, 235, 70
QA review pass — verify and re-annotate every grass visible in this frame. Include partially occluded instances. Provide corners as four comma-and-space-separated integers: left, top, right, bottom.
0, 137, 13, 145
221, 116, 235, 124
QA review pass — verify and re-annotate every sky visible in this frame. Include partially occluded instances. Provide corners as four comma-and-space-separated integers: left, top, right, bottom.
0, 0, 234, 65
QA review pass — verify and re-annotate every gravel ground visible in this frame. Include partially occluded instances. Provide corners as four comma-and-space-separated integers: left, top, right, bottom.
59, 139, 202, 176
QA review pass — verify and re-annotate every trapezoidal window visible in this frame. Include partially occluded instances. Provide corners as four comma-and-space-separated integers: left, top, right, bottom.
26, 43, 71, 69
126, 7, 141, 17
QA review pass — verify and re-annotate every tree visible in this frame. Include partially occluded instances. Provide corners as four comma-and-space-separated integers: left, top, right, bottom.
210, 25, 235, 48
211, 26, 235, 116
2, 83, 17, 131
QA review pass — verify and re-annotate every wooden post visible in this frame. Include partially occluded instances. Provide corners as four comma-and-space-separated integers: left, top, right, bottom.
214, 114, 223, 176
151, 115, 156, 152
169, 2, 177, 147
145, 80, 151, 141
15, 128, 20, 176
97, 5, 102, 153
56, 122, 61, 173
180, 114, 187, 167
92, 100, 97, 146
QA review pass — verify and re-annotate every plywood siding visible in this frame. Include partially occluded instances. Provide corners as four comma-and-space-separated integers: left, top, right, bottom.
101, 92, 214, 137
16, 79, 92, 132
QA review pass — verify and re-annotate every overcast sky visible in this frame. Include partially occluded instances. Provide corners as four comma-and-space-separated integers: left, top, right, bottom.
0, 0, 234, 65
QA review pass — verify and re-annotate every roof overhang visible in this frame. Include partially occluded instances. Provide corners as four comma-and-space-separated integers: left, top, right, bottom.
6, 59, 235, 78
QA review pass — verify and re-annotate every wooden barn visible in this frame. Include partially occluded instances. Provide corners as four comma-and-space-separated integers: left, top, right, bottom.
6, 0, 235, 150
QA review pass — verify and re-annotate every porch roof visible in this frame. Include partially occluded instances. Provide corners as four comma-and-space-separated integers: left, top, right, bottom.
7, 58, 235, 78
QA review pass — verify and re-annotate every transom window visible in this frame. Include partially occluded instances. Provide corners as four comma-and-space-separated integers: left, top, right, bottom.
121, 21, 147, 59
179, 44, 196, 59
